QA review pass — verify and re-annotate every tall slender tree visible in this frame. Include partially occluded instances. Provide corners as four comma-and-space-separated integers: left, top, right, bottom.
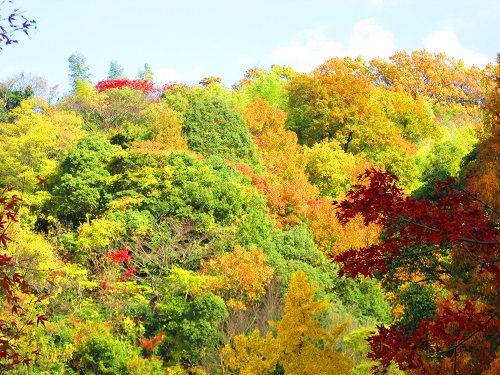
138, 63, 153, 81
68, 52, 92, 90
107, 60, 125, 80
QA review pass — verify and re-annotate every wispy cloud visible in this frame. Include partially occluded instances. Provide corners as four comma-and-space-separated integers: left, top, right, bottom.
347, 19, 396, 59
270, 19, 396, 73
270, 30, 344, 72
422, 29, 493, 67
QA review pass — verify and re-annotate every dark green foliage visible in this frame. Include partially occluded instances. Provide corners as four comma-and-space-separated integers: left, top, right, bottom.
112, 152, 273, 246
265, 224, 339, 299
159, 293, 228, 366
397, 283, 437, 330
334, 277, 392, 325
182, 95, 258, 164
51, 133, 114, 225
0, 84, 34, 121
106, 209, 154, 236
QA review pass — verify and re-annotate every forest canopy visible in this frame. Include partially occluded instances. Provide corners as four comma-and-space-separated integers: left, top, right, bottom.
0, 49, 499, 375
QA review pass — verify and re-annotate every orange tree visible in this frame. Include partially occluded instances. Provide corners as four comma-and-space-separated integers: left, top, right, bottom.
285, 57, 426, 189
333, 58, 500, 373
369, 50, 488, 107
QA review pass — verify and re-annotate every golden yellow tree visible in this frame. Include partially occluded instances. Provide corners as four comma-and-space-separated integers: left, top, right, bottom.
223, 271, 354, 375
203, 245, 274, 310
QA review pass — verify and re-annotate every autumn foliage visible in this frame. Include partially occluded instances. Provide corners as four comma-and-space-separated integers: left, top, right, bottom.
223, 271, 354, 374
0, 186, 47, 370
334, 168, 500, 373
1, 47, 498, 374
94, 79, 175, 99
202, 246, 274, 310
95, 79, 158, 93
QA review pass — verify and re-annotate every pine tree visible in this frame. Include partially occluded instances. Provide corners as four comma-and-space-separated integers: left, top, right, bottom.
107, 60, 125, 80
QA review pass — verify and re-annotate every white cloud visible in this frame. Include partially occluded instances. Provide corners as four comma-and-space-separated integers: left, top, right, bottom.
154, 67, 182, 85
422, 29, 493, 67
347, 19, 396, 59
270, 19, 396, 73
270, 30, 344, 72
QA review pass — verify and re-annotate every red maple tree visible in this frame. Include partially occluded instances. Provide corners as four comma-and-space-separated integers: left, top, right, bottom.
0, 186, 48, 370
94, 79, 176, 101
333, 168, 500, 373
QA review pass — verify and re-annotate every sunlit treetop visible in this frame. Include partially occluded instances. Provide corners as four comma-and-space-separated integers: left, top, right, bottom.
95, 79, 160, 94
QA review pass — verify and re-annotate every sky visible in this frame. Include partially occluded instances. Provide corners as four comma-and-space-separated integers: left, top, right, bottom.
1, 0, 499, 95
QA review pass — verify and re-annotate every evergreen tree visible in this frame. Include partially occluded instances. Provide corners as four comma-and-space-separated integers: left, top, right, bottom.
138, 63, 153, 81
107, 60, 125, 80
68, 52, 92, 91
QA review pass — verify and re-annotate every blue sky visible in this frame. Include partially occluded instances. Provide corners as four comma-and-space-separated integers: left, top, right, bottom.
1, 0, 499, 95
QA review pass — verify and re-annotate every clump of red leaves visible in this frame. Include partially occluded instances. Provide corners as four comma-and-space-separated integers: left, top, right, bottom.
333, 168, 500, 373
105, 249, 131, 265
95, 79, 177, 99
0, 186, 48, 370
141, 331, 165, 351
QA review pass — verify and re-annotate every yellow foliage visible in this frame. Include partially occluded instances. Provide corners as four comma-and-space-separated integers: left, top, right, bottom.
205, 246, 274, 310
166, 365, 189, 375
222, 329, 280, 375
141, 102, 188, 151
224, 271, 354, 374
0, 98, 86, 190
243, 96, 309, 183
77, 217, 126, 250
107, 195, 143, 211
7, 223, 61, 271
166, 266, 208, 298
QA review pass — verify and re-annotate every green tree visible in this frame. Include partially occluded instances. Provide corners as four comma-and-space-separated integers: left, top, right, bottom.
138, 63, 153, 81
70, 327, 132, 375
158, 292, 228, 368
107, 60, 126, 80
50, 133, 115, 226
414, 124, 477, 198
68, 52, 92, 91
265, 224, 338, 299
238, 65, 292, 110
182, 94, 258, 164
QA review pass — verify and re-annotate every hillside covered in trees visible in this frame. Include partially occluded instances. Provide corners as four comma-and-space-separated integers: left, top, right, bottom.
0, 49, 499, 374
